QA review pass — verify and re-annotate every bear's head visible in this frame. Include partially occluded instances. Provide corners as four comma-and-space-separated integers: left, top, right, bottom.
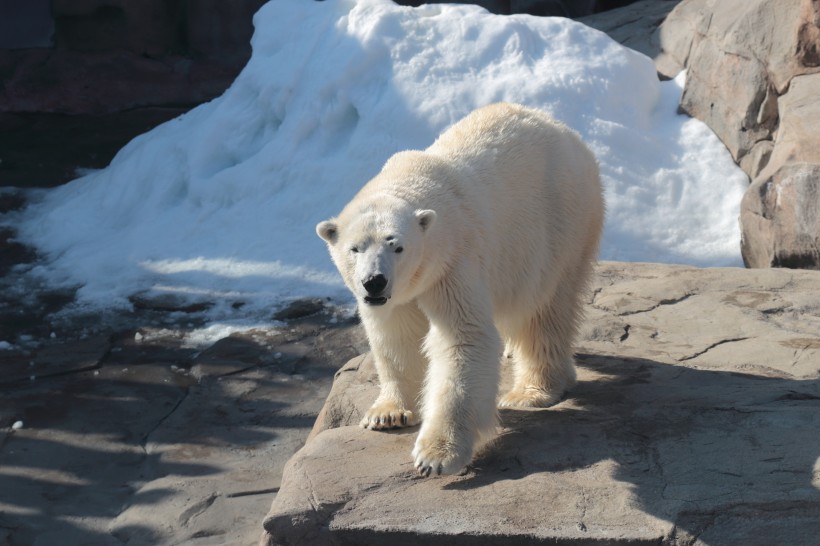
316, 204, 436, 309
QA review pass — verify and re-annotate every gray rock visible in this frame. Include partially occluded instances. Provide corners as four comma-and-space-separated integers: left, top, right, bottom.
510, 0, 598, 17
0, 299, 364, 545
260, 262, 820, 545
1, 0, 267, 115
578, 0, 683, 62
740, 72, 820, 269
741, 163, 820, 269
272, 298, 327, 322
395, 0, 641, 18
129, 290, 215, 313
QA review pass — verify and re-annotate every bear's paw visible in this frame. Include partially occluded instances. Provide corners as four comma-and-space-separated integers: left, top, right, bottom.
360, 402, 419, 430
498, 387, 564, 408
412, 431, 471, 477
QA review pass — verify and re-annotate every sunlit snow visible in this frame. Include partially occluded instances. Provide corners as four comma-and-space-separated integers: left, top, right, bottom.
16, 0, 748, 323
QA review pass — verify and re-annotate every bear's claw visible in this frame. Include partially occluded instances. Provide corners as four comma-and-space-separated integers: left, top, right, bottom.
360, 405, 419, 430
411, 433, 470, 477
415, 461, 442, 477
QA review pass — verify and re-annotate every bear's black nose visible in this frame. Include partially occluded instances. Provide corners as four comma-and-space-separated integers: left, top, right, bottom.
363, 274, 387, 295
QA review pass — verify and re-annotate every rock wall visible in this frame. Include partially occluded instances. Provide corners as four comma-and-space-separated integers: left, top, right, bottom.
584, 0, 820, 270
1, 0, 643, 115
0, 0, 266, 114
395, 0, 640, 17
655, 0, 820, 269
259, 262, 820, 545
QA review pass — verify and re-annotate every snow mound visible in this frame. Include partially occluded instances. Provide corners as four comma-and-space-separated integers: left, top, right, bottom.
18, 0, 748, 318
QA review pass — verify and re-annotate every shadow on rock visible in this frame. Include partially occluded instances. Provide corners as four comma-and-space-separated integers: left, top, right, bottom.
446, 352, 820, 543
0, 309, 364, 545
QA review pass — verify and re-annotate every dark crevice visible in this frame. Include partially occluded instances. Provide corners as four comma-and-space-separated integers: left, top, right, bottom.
678, 337, 749, 362
140, 387, 190, 449
226, 487, 280, 498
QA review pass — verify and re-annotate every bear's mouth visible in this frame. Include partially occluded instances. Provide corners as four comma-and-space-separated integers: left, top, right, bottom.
363, 296, 388, 306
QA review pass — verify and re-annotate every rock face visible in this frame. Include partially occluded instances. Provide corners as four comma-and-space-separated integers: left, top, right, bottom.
395, 1, 640, 17
586, 0, 820, 270
1, 0, 266, 114
578, 0, 683, 60
740, 73, 820, 269
653, 0, 820, 269
260, 262, 820, 545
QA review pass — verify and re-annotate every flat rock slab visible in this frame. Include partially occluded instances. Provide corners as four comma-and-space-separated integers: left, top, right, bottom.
0, 307, 366, 546
262, 262, 820, 545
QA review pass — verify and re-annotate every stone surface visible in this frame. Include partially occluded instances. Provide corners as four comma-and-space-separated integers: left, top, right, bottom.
261, 262, 820, 545
588, 0, 820, 269
578, 0, 682, 61
510, 0, 598, 17
395, 0, 645, 17
1, 0, 266, 115
658, 0, 820, 162
0, 109, 191, 187
740, 163, 820, 269
740, 72, 820, 269
0, 48, 239, 115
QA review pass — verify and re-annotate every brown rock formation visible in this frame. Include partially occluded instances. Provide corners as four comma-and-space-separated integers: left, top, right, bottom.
656, 0, 820, 269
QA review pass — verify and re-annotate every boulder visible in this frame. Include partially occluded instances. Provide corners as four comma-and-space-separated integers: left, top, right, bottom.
587, 0, 820, 269
740, 72, 820, 268
510, 0, 598, 17
650, 0, 820, 269
394, 1, 641, 17
260, 262, 820, 545
0, 0, 266, 114
657, 0, 820, 163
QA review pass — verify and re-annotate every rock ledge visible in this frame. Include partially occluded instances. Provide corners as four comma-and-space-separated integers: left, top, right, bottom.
261, 262, 820, 545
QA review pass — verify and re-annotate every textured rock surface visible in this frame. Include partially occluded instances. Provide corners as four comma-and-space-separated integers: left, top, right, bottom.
671, 0, 818, 163
586, 0, 820, 269
395, 0, 628, 17
1, 0, 266, 114
740, 73, 820, 269
0, 222, 369, 546
578, 0, 682, 60
651, 0, 820, 269
261, 262, 820, 545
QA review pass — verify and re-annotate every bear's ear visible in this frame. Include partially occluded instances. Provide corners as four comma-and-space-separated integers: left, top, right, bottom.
316, 220, 338, 244
416, 209, 436, 232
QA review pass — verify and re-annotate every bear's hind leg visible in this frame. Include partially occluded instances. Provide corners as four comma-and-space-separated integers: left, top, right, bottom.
360, 302, 429, 430
498, 289, 581, 408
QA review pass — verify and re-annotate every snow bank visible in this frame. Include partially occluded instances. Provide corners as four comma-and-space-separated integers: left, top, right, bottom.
18, 0, 748, 319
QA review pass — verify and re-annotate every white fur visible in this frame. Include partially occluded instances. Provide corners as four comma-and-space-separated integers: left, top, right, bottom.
317, 103, 604, 476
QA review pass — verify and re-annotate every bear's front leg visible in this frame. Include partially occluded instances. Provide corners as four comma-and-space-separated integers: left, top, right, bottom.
359, 302, 429, 430
414, 285, 501, 476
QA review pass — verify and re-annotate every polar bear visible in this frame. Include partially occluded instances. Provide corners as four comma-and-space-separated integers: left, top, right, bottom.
316, 103, 604, 476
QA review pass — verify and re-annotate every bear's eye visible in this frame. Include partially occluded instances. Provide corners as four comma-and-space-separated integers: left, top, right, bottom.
395, 246, 404, 254
350, 246, 359, 253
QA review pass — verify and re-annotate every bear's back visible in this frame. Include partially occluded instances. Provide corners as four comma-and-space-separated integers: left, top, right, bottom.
427, 103, 604, 316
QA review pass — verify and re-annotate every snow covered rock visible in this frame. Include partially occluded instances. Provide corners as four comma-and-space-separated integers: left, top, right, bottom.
17, 0, 748, 319
260, 262, 820, 545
